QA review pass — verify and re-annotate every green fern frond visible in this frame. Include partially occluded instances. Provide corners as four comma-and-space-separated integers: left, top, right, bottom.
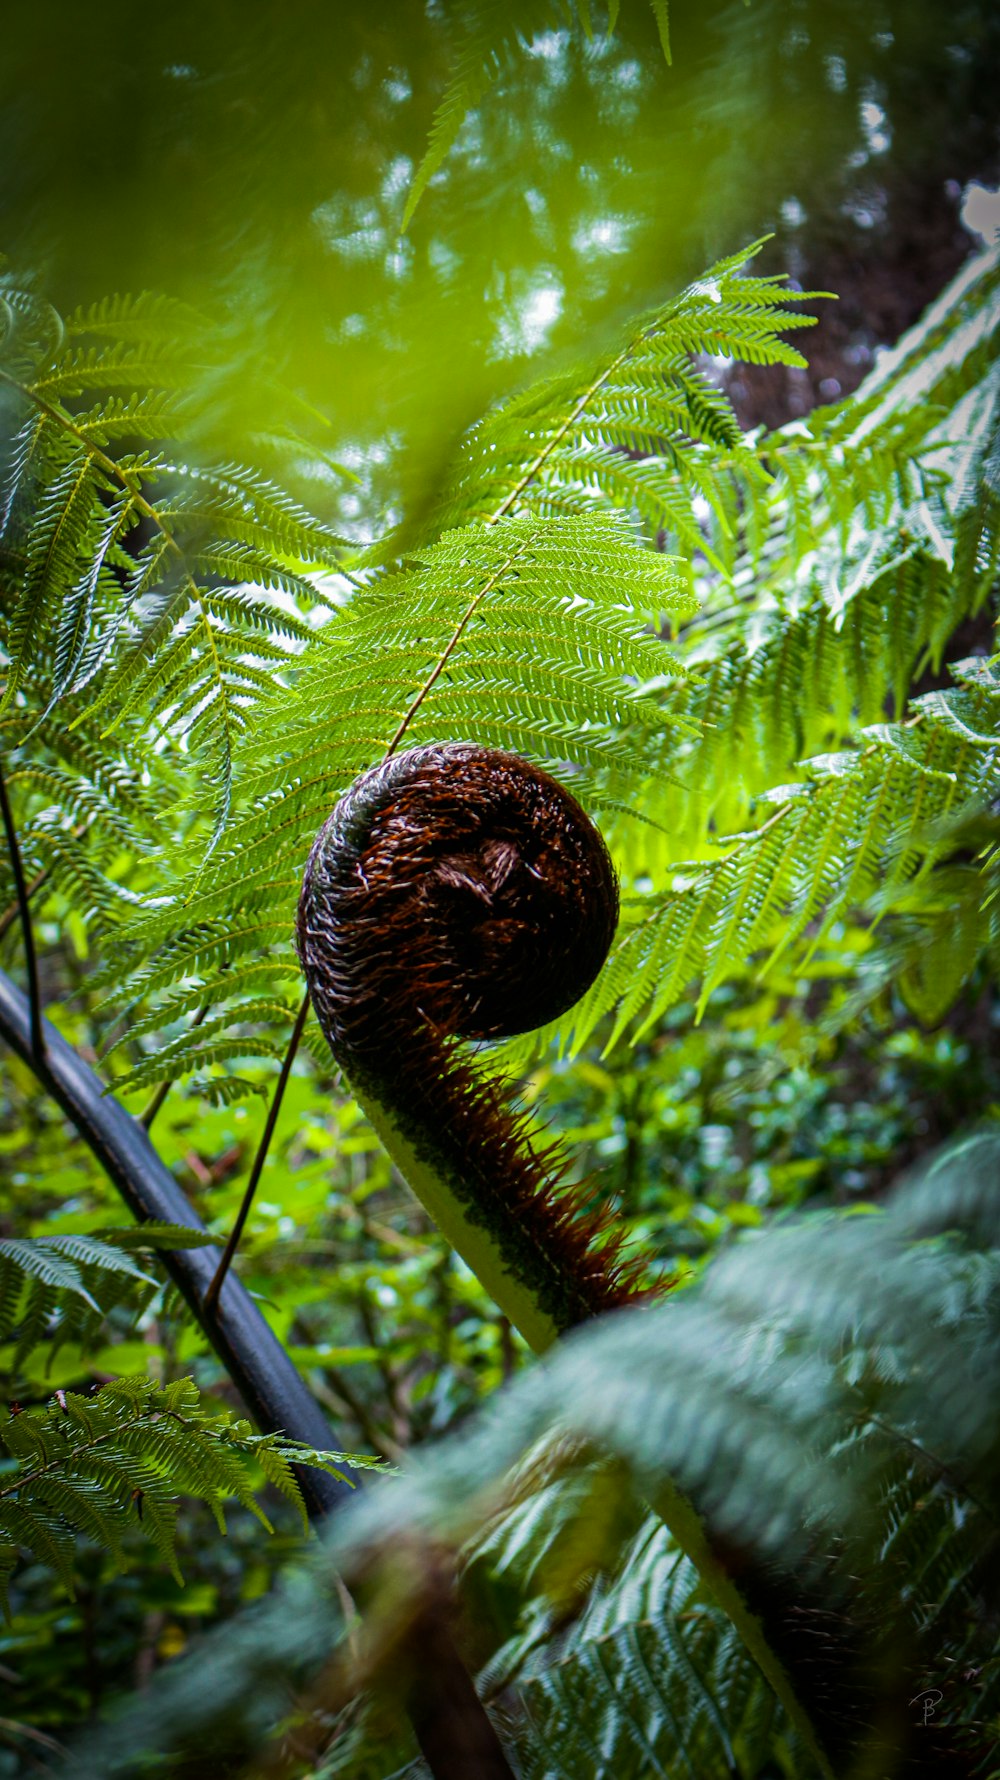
647, 0, 671, 62
103, 959, 303, 1057
579, 253, 1000, 872
571, 670, 999, 1050
513, 1562, 785, 1779
0, 274, 346, 860
401, 242, 820, 550
401, 0, 530, 235
0, 689, 177, 943
28, 343, 198, 403
114, 1029, 297, 1098
402, 2, 674, 235
64, 290, 207, 345
0, 1377, 377, 1614
0, 1231, 195, 1370
90, 917, 296, 1004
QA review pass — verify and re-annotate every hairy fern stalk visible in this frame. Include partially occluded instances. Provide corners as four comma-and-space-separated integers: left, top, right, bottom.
2, 232, 1000, 1778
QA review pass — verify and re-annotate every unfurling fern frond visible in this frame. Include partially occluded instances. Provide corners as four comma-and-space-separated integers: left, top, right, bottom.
0, 1376, 380, 1614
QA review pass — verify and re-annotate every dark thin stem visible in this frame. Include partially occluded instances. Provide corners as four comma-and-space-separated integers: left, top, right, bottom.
0, 755, 44, 1062
138, 1076, 176, 1131
0, 966, 349, 1512
203, 991, 311, 1320
139, 1001, 211, 1130
0, 968, 512, 1779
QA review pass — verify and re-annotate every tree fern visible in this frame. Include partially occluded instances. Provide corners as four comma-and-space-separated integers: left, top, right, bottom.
4, 19, 997, 1777
2, 232, 996, 1165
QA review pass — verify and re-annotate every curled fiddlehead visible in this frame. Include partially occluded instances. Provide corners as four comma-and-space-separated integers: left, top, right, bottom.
297, 746, 856, 1775
297, 743, 642, 1349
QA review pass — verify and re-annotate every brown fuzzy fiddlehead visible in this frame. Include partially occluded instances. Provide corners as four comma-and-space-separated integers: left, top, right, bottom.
297, 746, 853, 1777
297, 743, 640, 1347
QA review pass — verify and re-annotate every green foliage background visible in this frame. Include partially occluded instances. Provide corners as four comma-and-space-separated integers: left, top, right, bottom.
1, 2, 999, 1775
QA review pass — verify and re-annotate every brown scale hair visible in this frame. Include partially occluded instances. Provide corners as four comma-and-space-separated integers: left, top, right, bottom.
296, 742, 648, 1334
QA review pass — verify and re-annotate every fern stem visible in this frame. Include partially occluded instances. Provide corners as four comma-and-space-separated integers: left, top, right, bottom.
298, 750, 846, 1778
0, 862, 49, 946
0, 753, 44, 1062
381, 322, 650, 761
202, 991, 311, 1320
381, 340, 637, 760
860, 1409, 996, 1522
488, 338, 638, 524
383, 526, 544, 757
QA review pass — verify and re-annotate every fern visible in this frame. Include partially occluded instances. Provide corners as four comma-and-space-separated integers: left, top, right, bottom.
311, 1526, 787, 1780
392, 240, 820, 556
0, 1226, 219, 1374
0, 273, 345, 857
0, 682, 179, 966
3, 234, 996, 1134
67, 1131, 1000, 1777
643, 246, 1000, 823
73, 250, 818, 1092
0, 1376, 379, 1615
99, 507, 694, 1095
510, 1539, 787, 1780
568, 663, 1000, 1050
29, 239, 986, 1104
4, 24, 998, 1780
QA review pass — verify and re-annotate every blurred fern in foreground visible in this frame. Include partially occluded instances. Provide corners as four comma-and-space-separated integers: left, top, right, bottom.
68, 1131, 1000, 1777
